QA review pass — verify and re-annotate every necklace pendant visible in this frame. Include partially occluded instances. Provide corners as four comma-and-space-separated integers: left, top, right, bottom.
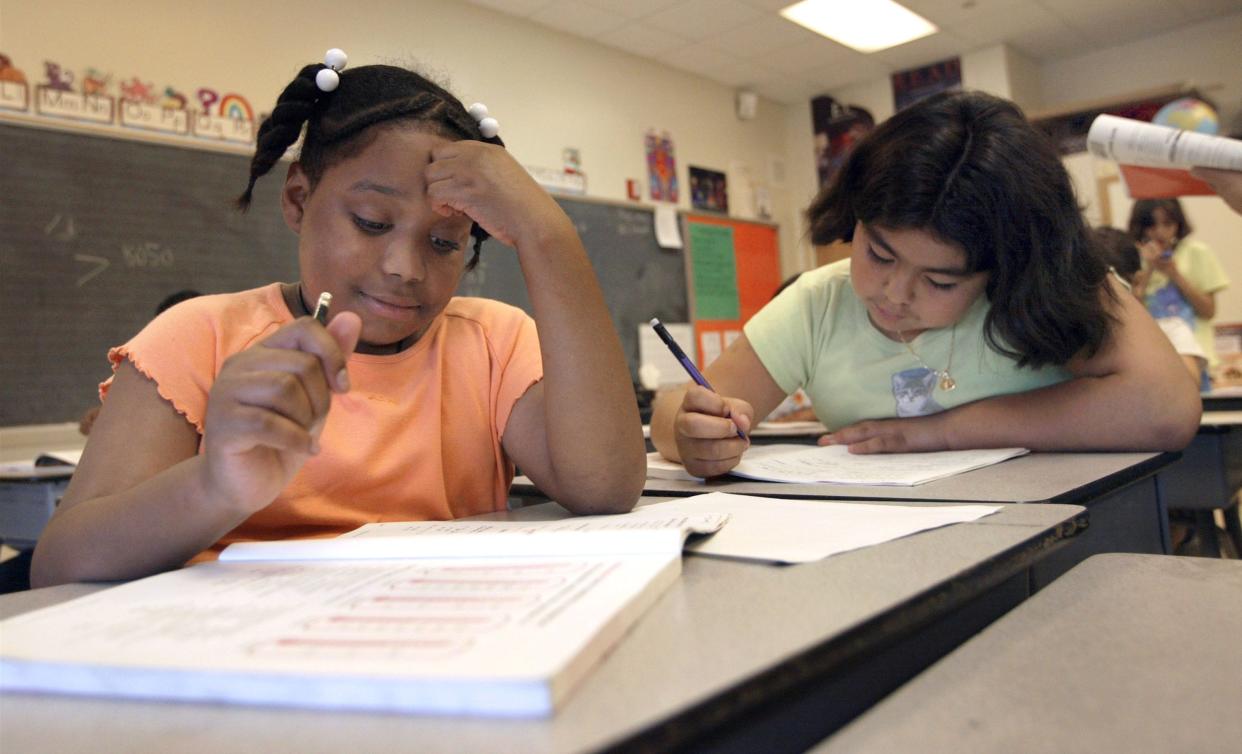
939, 373, 957, 391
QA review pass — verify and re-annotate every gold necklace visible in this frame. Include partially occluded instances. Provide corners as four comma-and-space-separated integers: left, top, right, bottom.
897, 325, 957, 391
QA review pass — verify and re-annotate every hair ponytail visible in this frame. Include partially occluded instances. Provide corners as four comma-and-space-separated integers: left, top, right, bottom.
236, 64, 328, 211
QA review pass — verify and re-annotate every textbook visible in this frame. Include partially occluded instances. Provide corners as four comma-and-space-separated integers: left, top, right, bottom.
647, 444, 1028, 486
0, 510, 726, 717
1086, 114, 1242, 199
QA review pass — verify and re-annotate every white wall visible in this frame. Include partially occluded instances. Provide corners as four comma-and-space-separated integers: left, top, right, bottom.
0, 0, 804, 272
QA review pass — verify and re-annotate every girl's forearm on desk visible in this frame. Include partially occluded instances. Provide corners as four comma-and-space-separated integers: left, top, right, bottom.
31, 455, 252, 587
941, 372, 1199, 452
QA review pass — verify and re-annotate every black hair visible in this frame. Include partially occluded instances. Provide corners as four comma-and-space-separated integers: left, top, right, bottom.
773, 273, 802, 300
237, 61, 505, 269
1091, 226, 1140, 283
1128, 198, 1192, 244
155, 289, 202, 315
805, 90, 1114, 368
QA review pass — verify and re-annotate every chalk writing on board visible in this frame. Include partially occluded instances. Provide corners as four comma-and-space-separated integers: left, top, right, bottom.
44, 213, 77, 241
615, 209, 651, 237
122, 242, 175, 269
74, 254, 110, 287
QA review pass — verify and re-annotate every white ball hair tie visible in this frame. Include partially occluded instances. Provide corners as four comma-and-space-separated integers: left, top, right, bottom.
315, 48, 348, 93
467, 101, 500, 139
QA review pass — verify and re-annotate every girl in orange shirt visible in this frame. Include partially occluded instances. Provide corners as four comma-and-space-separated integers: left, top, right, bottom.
33, 50, 645, 586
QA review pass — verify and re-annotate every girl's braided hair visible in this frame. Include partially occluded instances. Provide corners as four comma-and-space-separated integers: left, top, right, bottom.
237, 62, 504, 268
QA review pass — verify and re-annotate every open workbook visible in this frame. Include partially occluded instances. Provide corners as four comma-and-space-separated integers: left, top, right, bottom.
0, 510, 726, 717
1087, 113, 1242, 199
647, 444, 1028, 486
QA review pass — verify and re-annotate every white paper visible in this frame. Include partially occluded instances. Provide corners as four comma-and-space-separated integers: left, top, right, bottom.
222, 510, 728, 562
731, 444, 1028, 486
1087, 114, 1242, 170
638, 321, 695, 389
699, 330, 723, 366
654, 204, 682, 249
646, 444, 1028, 486
0, 553, 680, 716
646, 451, 700, 481
640, 493, 1000, 564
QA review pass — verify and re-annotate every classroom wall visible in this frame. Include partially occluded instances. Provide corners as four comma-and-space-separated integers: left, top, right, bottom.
4, 3, 1240, 343
0, 0, 803, 272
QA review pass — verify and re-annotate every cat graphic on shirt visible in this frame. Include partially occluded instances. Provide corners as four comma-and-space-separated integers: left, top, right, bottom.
892, 367, 944, 417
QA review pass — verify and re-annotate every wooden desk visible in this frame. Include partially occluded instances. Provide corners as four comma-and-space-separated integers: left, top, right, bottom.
517, 451, 1176, 588
813, 554, 1242, 754
0, 499, 1086, 754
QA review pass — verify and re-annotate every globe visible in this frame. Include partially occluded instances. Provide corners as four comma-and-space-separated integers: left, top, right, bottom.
1153, 97, 1220, 134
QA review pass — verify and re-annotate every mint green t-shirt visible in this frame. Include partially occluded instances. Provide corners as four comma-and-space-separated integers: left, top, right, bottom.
743, 259, 1070, 431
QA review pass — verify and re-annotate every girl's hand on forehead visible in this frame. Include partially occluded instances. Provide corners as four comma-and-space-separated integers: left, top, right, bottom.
199, 311, 361, 513
818, 414, 950, 454
425, 141, 569, 250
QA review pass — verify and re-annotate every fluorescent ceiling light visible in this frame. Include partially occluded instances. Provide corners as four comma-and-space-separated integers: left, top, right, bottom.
780, 0, 938, 53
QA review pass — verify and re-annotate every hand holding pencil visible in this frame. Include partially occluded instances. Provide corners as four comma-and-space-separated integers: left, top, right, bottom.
198, 290, 359, 514
649, 318, 753, 478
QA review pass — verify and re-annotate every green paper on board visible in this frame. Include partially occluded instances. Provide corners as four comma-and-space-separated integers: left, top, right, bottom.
689, 223, 739, 320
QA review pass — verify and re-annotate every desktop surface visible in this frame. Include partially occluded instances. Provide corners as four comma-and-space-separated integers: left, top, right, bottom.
0, 498, 1085, 753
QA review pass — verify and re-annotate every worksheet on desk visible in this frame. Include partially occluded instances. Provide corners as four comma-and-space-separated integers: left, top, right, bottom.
641, 493, 1000, 564
731, 444, 1029, 486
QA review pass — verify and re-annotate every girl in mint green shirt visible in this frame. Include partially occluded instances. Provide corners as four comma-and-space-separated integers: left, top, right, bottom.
652, 91, 1201, 477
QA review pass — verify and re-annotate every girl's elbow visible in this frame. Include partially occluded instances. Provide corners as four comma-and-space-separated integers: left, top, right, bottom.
1148, 390, 1201, 451
556, 459, 645, 515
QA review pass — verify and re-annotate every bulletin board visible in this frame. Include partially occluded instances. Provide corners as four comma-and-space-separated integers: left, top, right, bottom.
682, 213, 781, 369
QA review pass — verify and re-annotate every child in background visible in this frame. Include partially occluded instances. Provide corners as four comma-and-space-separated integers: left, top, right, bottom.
652, 90, 1199, 477
1128, 198, 1229, 390
33, 50, 645, 586
1092, 227, 1204, 385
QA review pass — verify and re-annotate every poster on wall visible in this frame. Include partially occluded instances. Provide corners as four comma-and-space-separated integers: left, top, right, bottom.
811, 95, 874, 189
645, 130, 678, 202
689, 166, 728, 214
891, 57, 961, 111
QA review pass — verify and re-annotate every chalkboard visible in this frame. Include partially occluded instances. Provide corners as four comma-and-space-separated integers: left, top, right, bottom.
0, 121, 687, 426
456, 196, 688, 386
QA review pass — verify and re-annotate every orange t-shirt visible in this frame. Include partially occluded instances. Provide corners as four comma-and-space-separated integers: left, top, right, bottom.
103, 283, 542, 560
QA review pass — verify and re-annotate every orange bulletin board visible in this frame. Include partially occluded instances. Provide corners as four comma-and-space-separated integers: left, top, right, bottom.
682, 213, 782, 369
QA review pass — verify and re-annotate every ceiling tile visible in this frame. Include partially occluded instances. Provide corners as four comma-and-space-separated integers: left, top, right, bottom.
529, 2, 631, 37
701, 14, 822, 58
1174, 0, 1242, 23
597, 23, 692, 58
759, 38, 859, 75
662, 41, 766, 85
644, 0, 765, 41
902, 0, 1030, 29
870, 29, 973, 70
577, 0, 687, 19
467, 0, 556, 17
945, 2, 1073, 46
